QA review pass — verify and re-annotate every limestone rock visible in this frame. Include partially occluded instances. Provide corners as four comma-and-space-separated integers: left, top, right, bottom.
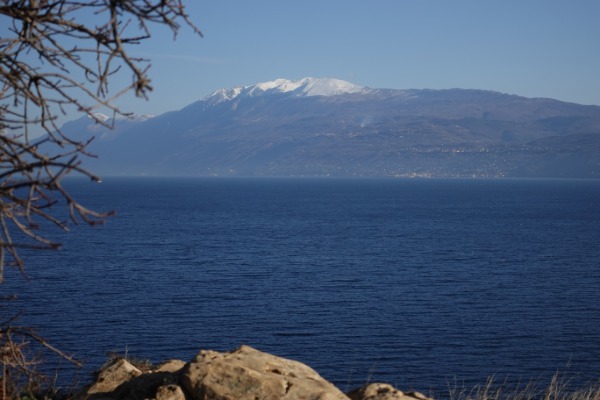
347, 383, 434, 400
74, 346, 431, 400
347, 383, 403, 400
76, 358, 183, 400
156, 384, 186, 400
83, 359, 142, 396
405, 391, 433, 400
182, 345, 349, 400
155, 359, 187, 373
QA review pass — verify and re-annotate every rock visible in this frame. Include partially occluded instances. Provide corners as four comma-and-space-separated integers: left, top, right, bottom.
83, 359, 142, 396
347, 384, 434, 400
181, 345, 349, 400
155, 359, 187, 373
405, 391, 433, 400
75, 358, 183, 400
347, 383, 404, 400
156, 384, 186, 400
74, 346, 431, 400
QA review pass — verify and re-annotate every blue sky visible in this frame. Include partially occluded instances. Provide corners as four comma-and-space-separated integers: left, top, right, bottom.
108, 1, 600, 117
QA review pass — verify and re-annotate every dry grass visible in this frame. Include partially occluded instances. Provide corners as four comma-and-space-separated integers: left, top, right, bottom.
1, 323, 82, 400
446, 373, 600, 400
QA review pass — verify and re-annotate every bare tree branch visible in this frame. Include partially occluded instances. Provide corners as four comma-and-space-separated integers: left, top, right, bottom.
0, 0, 201, 279
0, 0, 202, 393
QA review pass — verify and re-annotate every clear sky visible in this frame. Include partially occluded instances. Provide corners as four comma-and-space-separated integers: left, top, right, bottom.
109, 0, 600, 117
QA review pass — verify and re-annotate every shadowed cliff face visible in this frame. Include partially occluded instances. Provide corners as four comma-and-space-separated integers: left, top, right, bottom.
58, 82, 600, 178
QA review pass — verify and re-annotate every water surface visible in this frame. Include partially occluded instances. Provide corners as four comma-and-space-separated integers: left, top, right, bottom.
4, 178, 600, 392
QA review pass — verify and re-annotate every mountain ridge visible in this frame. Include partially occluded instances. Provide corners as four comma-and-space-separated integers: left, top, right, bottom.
202, 77, 372, 105
58, 78, 600, 178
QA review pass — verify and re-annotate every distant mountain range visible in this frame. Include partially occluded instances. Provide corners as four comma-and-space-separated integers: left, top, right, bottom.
62, 77, 600, 178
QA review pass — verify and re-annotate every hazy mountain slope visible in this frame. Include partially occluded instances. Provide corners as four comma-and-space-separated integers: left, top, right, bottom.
66, 78, 600, 178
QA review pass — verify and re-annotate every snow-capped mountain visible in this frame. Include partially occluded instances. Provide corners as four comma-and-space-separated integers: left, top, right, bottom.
89, 112, 155, 123
61, 77, 600, 178
204, 77, 372, 105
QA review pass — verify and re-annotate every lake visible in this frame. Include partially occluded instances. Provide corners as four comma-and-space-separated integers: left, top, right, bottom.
3, 177, 600, 393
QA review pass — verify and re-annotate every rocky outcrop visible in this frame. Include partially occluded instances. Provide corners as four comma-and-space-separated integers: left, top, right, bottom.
76, 358, 185, 400
181, 345, 347, 400
75, 346, 432, 400
347, 383, 433, 400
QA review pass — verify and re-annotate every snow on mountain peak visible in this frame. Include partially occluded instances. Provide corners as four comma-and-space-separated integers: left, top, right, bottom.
207, 87, 243, 104
90, 112, 111, 122
88, 112, 155, 123
251, 77, 369, 97
253, 78, 300, 93
204, 77, 369, 105
296, 77, 368, 96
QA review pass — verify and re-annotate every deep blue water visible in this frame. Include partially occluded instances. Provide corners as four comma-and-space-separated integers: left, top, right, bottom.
3, 177, 600, 393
